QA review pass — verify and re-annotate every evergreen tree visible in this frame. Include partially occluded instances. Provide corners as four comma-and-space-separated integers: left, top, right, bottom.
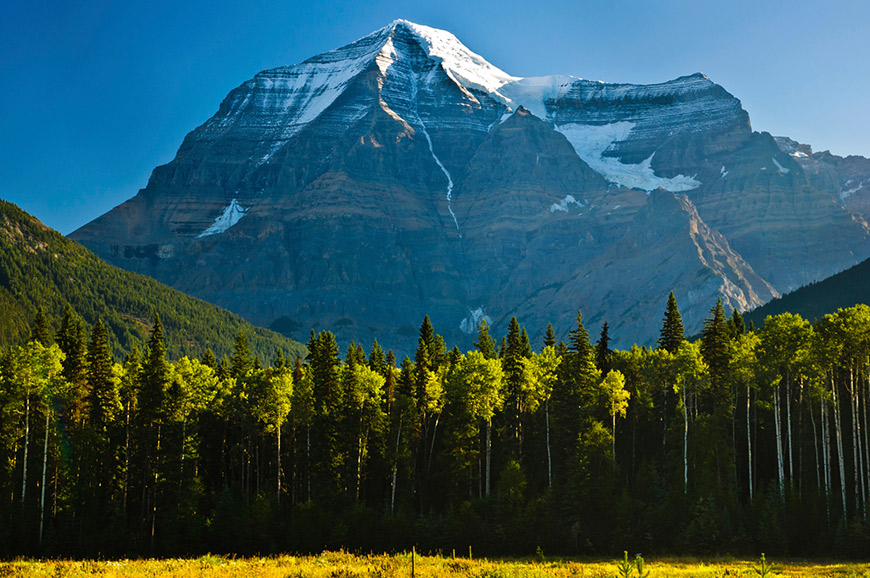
30, 306, 51, 346
273, 348, 286, 369
86, 319, 119, 431
729, 309, 746, 339
700, 299, 731, 413
475, 318, 498, 360
543, 323, 556, 349
595, 322, 612, 375
502, 317, 526, 460
658, 291, 685, 354
201, 348, 217, 369
230, 331, 253, 379
368, 340, 386, 376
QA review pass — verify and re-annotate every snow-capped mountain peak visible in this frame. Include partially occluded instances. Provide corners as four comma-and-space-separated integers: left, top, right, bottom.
387, 20, 519, 96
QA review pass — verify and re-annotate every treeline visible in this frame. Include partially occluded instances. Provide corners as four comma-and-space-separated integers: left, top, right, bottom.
3, 295, 870, 558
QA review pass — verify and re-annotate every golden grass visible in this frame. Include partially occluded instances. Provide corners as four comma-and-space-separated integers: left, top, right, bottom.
0, 552, 868, 577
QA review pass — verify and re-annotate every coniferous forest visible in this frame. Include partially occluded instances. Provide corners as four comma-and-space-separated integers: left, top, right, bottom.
4, 296, 870, 559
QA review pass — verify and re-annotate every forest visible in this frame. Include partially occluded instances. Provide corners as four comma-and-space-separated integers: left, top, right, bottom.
2, 295, 870, 559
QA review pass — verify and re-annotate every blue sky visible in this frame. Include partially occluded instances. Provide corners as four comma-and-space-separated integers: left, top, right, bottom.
2, 0, 869, 234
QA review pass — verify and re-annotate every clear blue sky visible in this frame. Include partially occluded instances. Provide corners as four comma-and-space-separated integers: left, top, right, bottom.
2, 0, 869, 234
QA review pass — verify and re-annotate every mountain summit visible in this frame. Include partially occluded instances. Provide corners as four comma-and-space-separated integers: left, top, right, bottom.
71, 20, 870, 349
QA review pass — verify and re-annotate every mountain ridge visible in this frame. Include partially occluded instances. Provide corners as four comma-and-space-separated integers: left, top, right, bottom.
70, 20, 870, 351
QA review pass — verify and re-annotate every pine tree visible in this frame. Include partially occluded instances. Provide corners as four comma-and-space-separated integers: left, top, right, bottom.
658, 291, 685, 354
86, 319, 118, 431
201, 348, 217, 369
502, 317, 526, 460
701, 299, 731, 412
475, 318, 498, 360
368, 340, 386, 376
595, 322, 612, 375
30, 306, 51, 345
729, 309, 745, 339
273, 348, 286, 369
230, 331, 253, 379
543, 323, 556, 349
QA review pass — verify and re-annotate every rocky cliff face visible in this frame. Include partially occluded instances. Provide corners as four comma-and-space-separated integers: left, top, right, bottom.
71, 20, 870, 350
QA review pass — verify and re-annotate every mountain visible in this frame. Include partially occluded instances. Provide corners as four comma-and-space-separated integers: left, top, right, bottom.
70, 20, 870, 349
744, 255, 870, 327
0, 200, 305, 361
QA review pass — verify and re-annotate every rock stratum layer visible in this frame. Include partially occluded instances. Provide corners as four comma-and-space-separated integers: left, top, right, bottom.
71, 20, 870, 350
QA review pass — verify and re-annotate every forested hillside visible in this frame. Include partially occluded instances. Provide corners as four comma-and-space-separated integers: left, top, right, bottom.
0, 200, 304, 361
3, 293, 870, 558
745, 256, 870, 327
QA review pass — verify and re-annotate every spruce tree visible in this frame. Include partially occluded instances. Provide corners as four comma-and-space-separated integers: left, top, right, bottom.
658, 291, 685, 354
201, 348, 217, 369
31, 306, 51, 345
701, 299, 731, 412
595, 322, 612, 375
86, 319, 118, 431
368, 340, 386, 376
474, 318, 498, 359
729, 309, 745, 339
230, 331, 253, 379
543, 323, 556, 349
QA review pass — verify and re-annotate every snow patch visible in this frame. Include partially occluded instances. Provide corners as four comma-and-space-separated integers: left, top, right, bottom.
772, 157, 790, 174
790, 151, 808, 159
720, 166, 729, 178
555, 122, 701, 192
843, 181, 865, 199
197, 199, 246, 238
550, 195, 585, 213
460, 307, 491, 334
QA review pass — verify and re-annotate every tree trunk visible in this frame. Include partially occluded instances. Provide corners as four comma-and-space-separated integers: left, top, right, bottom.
277, 421, 282, 503
39, 408, 49, 546
151, 424, 161, 550
864, 369, 870, 515
391, 415, 402, 516
427, 414, 440, 475
683, 381, 688, 495
787, 370, 794, 485
747, 381, 753, 502
123, 399, 130, 514
306, 425, 311, 503
850, 367, 861, 512
774, 379, 784, 499
833, 373, 848, 521
810, 391, 820, 493
546, 398, 552, 489
485, 418, 492, 497
21, 395, 30, 505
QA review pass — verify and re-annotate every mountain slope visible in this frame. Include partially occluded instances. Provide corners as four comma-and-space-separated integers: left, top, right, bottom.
0, 200, 305, 361
70, 20, 870, 349
744, 256, 870, 326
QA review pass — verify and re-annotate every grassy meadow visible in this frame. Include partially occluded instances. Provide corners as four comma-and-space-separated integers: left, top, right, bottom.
1, 552, 869, 577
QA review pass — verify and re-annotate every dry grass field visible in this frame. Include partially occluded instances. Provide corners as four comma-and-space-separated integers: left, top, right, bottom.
1, 552, 869, 577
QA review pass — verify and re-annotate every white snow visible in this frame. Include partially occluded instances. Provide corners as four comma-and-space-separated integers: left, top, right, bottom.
555, 122, 701, 192
460, 307, 491, 334
398, 20, 518, 100
409, 71, 461, 235
197, 199, 246, 238
771, 157, 790, 174
842, 181, 865, 199
790, 151, 809, 159
550, 195, 584, 213
721, 166, 729, 178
